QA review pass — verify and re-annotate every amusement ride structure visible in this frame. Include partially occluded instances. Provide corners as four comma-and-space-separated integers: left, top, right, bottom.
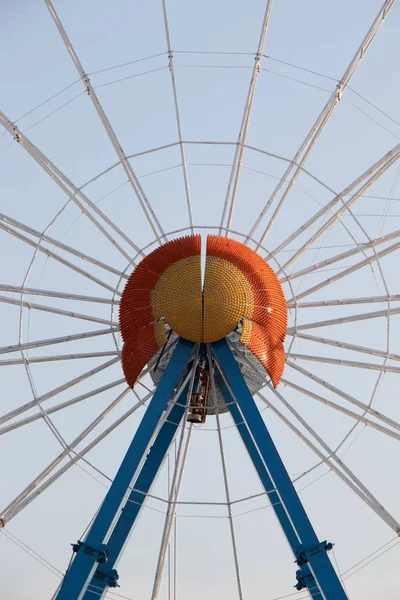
53, 234, 349, 599
1, 1, 400, 600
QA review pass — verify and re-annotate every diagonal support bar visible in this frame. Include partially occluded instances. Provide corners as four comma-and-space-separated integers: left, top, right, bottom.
83, 392, 188, 598
215, 372, 323, 598
212, 338, 347, 599
55, 338, 194, 600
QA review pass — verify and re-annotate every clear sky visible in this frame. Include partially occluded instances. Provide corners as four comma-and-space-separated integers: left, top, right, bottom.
1, 1, 400, 599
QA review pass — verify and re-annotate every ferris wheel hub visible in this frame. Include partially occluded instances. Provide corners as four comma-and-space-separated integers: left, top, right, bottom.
119, 234, 288, 388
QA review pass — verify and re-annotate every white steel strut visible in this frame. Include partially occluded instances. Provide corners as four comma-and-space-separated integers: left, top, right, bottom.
1, 389, 152, 525
273, 142, 400, 272
286, 360, 400, 432
247, 0, 398, 246
161, 0, 194, 233
0, 357, 120, 425
258, 388, 400, 533
219, 0, 273, 234
0, 110, 140, 262
45, 0, 166, 244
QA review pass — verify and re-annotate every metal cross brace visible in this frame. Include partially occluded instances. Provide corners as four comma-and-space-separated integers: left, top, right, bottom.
55, 338, 194, 600
55, 336, 347, 599
211, 338, 348, 600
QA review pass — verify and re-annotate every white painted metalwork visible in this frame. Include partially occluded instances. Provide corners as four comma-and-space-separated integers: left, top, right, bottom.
280, 378, 400, 440
293, 331, 400, 363
288, 353, 400, 374
151, 348, 199, 600
219, 0, 273, 234
1, 3, 400, 597
161, 0, 194, 232
0, 378, 126, 436
1, 387, 131, 524
0, 219, 119, 295
288, 236, 400, 303
0, 111, 140, 262
247, 0, 397, 246
0, 326, 118, 356
207, 345, 244, 600
2, 389, 151, 525
287, 307, 400, 335
276, 144, 400, 274
0, 357, 120, 425
286, 360, 400, 432
0, 212, 127, 279
0, 284, 117, 304
0, 351, 120, 366
287, 295, 400, 309
259, 388, 400, 532
45, 0, 166, 244
0, 295, 116, 326
281, 226, 400, 284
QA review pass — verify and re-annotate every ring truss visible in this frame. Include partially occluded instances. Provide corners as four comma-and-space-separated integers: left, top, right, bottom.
1, 1, 400, 599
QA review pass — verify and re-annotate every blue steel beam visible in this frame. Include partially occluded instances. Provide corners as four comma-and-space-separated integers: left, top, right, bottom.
83, 395, 188, 598
216, 373, 323, 599
212, 338, 348, 600
56, 338, 194, 600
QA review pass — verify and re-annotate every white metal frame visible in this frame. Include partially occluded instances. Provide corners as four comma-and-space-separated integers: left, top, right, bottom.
1, 0, 400, 598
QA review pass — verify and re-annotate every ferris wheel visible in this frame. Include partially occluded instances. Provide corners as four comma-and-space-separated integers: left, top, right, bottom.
1, 0, 400, 599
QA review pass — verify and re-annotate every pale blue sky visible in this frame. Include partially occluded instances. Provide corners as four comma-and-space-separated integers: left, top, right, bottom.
1, 1, 400, 599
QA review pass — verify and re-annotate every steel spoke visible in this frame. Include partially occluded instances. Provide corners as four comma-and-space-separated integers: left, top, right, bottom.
293, 331, 400, 363
275, 143, 400, 272
0, 351, 119, 366
258, 388, 400, 532
0, 295, 115, 326
247, 0, 397, 245
219, 0, 273, 234
0, 212, 127, 279
288, 353, 400, 373
0, 379, 126, 436
0, 390, 146, 525
0, 284, 117, 304
151, 351, 199, 600
1, 387, 132, 524
0, 357, 119, 425
0, 326, 118, 356
45, 0, 166, 243
287, 307, 400, 334
161, 0, 194, 232
0, 111, 140, 261
207, 345, 243, 600
281, 378, 400, 441
287, 294, 400, 309
0, 220, 119, 295
286, 360, 400, 431
281, 226, 400, 283
287, 237, 400, 303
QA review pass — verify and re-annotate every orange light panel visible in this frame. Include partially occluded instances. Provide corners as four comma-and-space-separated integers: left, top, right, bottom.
119, 234, 287, 388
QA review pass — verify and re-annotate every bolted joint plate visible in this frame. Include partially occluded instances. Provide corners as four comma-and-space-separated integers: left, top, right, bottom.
71, 540, 109, 564
93, 567, 120, 588
296, 540, 334, 566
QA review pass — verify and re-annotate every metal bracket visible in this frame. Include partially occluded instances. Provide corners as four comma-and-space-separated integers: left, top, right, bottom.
296, 540, 334, 566
294, 540, 334, 590
92, 567, 120, 588
71, 540, 109, 564
295, 567, 315, 591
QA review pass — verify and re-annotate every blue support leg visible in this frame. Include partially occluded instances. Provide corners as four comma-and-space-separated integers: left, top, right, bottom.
217, 375, 323, 599
56, 338, 194, 600
212, 338, 348, 600
83, 395, 188, 598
